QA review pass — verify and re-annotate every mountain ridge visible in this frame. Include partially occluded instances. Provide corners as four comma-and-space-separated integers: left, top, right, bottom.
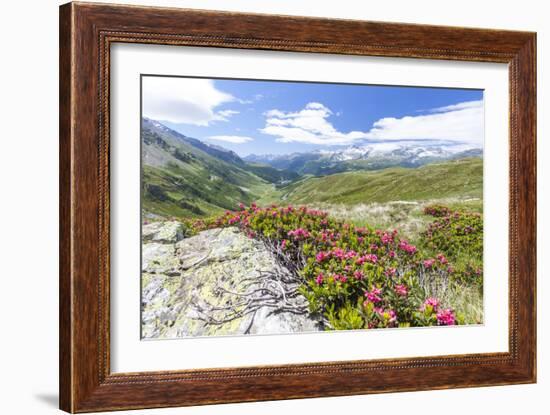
245, 142, 482, 176
141, 118, 483, 219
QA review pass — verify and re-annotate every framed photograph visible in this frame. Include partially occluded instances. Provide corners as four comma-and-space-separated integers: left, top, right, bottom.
59, 2, 536, 412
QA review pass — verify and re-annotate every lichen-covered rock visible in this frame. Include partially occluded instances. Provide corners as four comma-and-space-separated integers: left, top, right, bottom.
141, 225, 322, 339
142, 221, 185, 244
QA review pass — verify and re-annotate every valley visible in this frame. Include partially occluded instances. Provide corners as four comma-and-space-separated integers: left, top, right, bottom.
142, 117, 483, 234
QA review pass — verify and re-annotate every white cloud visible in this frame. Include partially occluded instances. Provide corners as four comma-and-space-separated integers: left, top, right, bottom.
214, 110, 240, 121
208, 135, 254, 144
260, 102, 367, 145
237, 94, 263, 105
429, 99, 483, 113
260, 100, 483, 147
367, 100, 483, 145
142, 77, 237, 126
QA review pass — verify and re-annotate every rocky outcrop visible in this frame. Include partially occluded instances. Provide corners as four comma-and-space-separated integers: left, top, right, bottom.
141, 221, 322, 339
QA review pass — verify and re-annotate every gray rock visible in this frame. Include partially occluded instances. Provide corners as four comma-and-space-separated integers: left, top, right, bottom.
141, 225, 322, 339
142, 221, 185, 244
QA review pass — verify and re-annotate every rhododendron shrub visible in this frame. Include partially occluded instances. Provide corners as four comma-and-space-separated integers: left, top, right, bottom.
423, 204, 452, 217
206, 203, 463, 330
423, 206, 483, 286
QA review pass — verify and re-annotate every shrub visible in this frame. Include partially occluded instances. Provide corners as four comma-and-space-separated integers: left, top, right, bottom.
423, 206, 483, 286
423, 204, 452, 217
205, 203, 462, 330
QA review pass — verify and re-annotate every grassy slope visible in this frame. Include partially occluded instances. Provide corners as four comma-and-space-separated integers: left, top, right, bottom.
142, 123, 274, 219
142, 118, 483, 228
252, 158, 483, 239
276, 158, 482, 205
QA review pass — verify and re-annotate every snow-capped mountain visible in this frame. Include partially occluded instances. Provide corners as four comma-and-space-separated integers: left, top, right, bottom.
322, 142, 480, 161
245, 142, 482, 176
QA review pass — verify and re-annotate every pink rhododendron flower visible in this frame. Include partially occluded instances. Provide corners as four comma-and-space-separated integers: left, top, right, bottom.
381, 232, 393, 244
315, 273, 324, 285
394, 284, 408, 296
364, 287, 383, 303
423, 259, 436, 268
353, 270, 364, 280
345, 250, 357, 259
385, 267, 397, 277
436, 253, 448, 264
365, 254, 378, 264
422, 297, 439, 311
316, 251, 330, 263
332, 247, 346, 259
281, 240, 287, 249
333, 274, 347, 283
375, 308, 397, 324
398, 240, 417, 254
357, 254, 378, 265
386, 309, 397, 323
436, 308, 456, 325
288, 228, 310, 240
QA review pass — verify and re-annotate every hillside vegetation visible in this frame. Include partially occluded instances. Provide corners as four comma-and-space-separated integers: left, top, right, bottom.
141, 119, 483, 235
276, 158, 482, 205
141, 118, 273, 218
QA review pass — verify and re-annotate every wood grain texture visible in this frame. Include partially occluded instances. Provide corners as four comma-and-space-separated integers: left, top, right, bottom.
59, 3, 73, 411
59, 2, 537, 412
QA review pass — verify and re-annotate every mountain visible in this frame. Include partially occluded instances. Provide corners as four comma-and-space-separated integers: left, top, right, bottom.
144, 118, 245, 165
245, 142, 482, 176
141, 118, 274, 218
276, 157, 483, 205
245, 152, 323, 173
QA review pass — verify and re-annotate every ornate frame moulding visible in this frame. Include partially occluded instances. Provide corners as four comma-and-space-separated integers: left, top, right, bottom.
59, 2, 536, 412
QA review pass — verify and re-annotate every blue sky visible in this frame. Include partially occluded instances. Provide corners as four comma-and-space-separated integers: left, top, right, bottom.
142, 75, 483, 157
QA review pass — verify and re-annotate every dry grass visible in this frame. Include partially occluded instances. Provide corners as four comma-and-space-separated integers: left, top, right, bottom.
308, 197, 481, 241
424, 280, 484, 325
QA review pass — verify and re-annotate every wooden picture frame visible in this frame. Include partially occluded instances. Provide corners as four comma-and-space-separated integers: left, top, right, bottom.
59, 2, 536, 412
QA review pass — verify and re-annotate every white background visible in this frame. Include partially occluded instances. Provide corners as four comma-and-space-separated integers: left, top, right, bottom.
0, 0, 547, 414
111, 45, 509, 372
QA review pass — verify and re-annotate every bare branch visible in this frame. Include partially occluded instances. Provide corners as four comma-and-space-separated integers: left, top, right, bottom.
189, 236, 319, 330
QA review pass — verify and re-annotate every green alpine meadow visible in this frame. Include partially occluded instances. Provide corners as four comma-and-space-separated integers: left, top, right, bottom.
140, 76, 484, 339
